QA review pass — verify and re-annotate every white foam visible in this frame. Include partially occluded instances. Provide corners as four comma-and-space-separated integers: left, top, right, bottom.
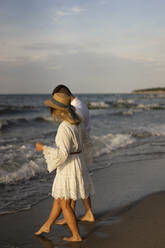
0, 160, 46, 184
123, 111, 133, 115
132, 125, 165, 138
42, 116, 53, 121
137, 103, 161, 110
88, 101, 110, 109
154, 125, 165, 136
92, 133, 135, 157
117, 99, 135, 105
0, 144, 13, 151
147, 125, 165, 136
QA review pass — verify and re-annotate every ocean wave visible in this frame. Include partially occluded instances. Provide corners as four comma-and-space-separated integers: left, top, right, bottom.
0, 119, 28, 130
87, 99, 165, 111
113, 110, 134, 116
0, 104, 45, 116
1, 127, 165, 184
92, 126, 165, 158
35, 116, 52, 122
117, 100, 164, 110
0, 105, 35, 114
92, 133, 135, 157
136, 103, 164, 110
0, 144, 13, 151
0, 116, 52, 130
87, 101, 110, 109
131, 126, 165, 138
87, 99, 136, 109
0, 133, 135, 184
0, 160, 46, 184
116, 98, 136, 108
0, 206, 32, 216
0, 120, 9, 130
0, 104, 41, 110
0, 195, 50, 216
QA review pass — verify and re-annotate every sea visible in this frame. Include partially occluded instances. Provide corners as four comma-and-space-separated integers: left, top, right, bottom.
1, 93, 165, 215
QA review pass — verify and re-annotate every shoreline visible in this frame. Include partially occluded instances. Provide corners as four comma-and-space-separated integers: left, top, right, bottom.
1, 157, 165, 247
132, 90, 165, 94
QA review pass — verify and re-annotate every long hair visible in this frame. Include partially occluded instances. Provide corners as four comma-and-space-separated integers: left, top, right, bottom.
49, 107, 80, 125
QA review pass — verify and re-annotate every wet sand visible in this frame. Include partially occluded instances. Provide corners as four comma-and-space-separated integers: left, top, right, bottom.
1, 158, 165, 248
84, 191, 165, 248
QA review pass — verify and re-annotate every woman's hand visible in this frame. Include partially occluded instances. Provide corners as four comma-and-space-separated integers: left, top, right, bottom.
36, 142, 44, 151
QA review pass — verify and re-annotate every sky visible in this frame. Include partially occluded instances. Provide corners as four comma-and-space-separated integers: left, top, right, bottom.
0, 0, 165, 94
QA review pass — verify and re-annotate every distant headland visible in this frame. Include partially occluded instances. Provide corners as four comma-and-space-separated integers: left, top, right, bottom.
132, 87, 165, 94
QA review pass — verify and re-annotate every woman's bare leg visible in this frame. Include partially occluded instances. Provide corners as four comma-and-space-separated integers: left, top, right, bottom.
56, 199, 76, 225
35, 199, 61, 235
60, 199, 82, 242
56, 197, 95, 224
80, 196, 95, 222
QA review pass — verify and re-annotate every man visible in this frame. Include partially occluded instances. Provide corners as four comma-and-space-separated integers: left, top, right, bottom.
52, 84, 95, 224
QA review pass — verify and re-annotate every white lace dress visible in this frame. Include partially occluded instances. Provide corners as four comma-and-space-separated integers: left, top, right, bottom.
43, 121, 94, 200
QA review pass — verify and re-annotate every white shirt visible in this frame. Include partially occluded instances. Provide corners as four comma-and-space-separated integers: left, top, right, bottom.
71, 97, 90, 132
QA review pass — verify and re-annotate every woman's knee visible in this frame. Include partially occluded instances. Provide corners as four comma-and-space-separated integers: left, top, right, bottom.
54, 198, 61, 206
60, 199, 71, 210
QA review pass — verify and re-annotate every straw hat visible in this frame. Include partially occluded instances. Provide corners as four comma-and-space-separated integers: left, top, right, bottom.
44, 93, 80, 124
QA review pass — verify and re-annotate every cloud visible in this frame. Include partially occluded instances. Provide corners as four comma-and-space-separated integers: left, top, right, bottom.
70, 6, 85, 13
49, 64, 63, 71
22, 40, 88, 55
0, 54, 52, 65
99, 0, 109, 5
2, 28, 165, 72
54, 6, 86, 20
12, 38, 165, 68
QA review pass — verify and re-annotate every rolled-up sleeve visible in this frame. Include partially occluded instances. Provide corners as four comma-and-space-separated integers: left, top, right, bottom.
43, 123, 72, 173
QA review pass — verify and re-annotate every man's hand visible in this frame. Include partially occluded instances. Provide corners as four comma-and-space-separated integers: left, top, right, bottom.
36, 142, 44, 151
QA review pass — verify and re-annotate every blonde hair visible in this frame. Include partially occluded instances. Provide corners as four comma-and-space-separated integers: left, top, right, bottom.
51, 108, 80, 125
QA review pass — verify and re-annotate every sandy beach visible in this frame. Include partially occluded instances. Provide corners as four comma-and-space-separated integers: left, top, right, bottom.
1, 157, 165, 248
84, 191, 165, 248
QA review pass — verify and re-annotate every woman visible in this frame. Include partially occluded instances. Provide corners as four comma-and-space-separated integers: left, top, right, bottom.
35, 93, 94, 242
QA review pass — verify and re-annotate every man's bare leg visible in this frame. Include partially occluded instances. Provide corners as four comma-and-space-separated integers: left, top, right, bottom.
56, 200, 76, 225
80, 196, 95, 222
56, 196, 95, 224
35, 199, 61, 235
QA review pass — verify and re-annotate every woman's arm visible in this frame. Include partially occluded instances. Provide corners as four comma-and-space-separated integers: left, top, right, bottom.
42, 123, 72, 173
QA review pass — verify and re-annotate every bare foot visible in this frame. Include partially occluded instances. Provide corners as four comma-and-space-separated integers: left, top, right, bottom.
34, 225, 50, 235
80, 209, 95, 222
63, 236, 82, 242
55, 218, 67, 225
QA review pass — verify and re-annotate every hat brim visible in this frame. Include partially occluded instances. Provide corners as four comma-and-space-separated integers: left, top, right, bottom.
44, 99, 68, 111
44, 99, 80, 125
